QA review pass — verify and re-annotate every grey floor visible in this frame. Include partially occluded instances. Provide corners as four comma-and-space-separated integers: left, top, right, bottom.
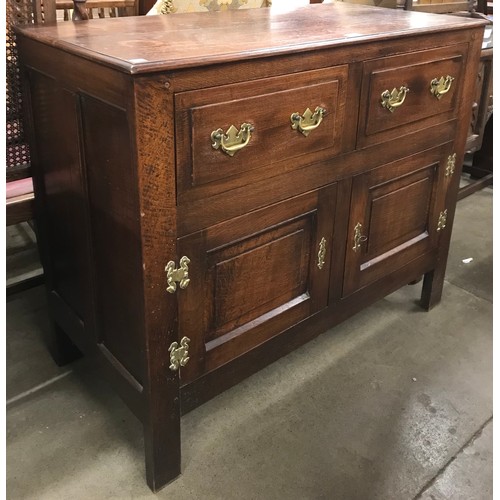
6, 185, 492, 500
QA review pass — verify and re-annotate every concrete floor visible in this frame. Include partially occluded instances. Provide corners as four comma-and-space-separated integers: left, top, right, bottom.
6, 186, 492, 499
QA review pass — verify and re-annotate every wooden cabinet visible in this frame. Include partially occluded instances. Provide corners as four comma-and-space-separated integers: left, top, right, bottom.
15, 4, 485, 492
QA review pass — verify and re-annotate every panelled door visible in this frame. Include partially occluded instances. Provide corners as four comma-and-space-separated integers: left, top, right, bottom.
343, 143, 453, 297
177, 184, 337, 384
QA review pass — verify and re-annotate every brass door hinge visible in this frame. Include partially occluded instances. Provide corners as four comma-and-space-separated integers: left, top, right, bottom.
437, 210, 448, 231
168, 336, 190, 371
445, 153, 456, 177
317, 237, 327, 269
165, 256, 190, 294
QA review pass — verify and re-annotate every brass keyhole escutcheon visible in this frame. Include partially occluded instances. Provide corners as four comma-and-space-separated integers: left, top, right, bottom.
353, 222, 368, 252
317, 237, 327, 270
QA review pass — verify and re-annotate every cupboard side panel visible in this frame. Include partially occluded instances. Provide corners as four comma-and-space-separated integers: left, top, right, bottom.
80, 94, 144, 384
27, 70, 92, 342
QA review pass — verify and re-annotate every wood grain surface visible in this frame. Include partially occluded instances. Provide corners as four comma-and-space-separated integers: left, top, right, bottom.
16, 4, 485, 73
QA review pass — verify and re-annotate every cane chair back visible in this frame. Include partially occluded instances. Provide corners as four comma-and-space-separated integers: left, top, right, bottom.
6, 0, 45, 184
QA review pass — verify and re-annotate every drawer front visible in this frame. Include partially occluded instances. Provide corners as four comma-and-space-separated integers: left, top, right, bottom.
358, 44, 468, 148
175, 66, 349, 202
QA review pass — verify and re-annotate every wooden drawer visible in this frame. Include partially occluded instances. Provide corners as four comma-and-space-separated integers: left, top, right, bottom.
357, 44, 468, 148
175, 66, 349, 203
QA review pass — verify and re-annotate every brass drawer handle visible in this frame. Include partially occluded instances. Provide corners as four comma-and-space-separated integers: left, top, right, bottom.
380, 86, 410, 112
290, 106, 326, 137
430, 75, 454, 100
353, 222, 367, 252
211, 123, 254, 157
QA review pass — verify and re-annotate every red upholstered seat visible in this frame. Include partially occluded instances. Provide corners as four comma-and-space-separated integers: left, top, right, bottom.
6, 177, 34, 200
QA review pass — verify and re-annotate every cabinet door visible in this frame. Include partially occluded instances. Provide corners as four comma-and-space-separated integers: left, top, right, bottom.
177, 185, 337, 384
343, 144, 451, 297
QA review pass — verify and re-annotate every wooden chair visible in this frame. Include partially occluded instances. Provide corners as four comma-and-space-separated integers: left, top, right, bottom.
6, 0, 139, 230
6, 0, 87, 230
56, 0, 137, 19
6, 0, 140, 224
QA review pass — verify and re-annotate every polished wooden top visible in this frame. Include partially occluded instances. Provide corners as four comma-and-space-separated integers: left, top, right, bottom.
16, 3, 485, 74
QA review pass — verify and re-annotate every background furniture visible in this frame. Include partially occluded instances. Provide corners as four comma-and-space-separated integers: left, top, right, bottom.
6, 0, 45, 227
404, 0, 473, 13
6, 0, 87, 231
458, 21, 493, 199
147, 0, 271, 15
56, 0, 137, 19
16, 4, 485, 492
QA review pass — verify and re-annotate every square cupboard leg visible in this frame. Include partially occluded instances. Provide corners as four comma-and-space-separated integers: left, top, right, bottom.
143, 398, 181, 492
420, 268, 445, 311
46, 321, 82, 367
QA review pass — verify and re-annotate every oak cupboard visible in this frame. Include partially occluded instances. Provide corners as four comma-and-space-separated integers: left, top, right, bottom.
15, 4, 485, 491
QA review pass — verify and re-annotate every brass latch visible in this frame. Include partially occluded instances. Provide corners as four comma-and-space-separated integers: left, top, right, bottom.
168, 337, 190, 371
445, 154, 456, 177
165, 256, 190, 294
437, 210, 448, 232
